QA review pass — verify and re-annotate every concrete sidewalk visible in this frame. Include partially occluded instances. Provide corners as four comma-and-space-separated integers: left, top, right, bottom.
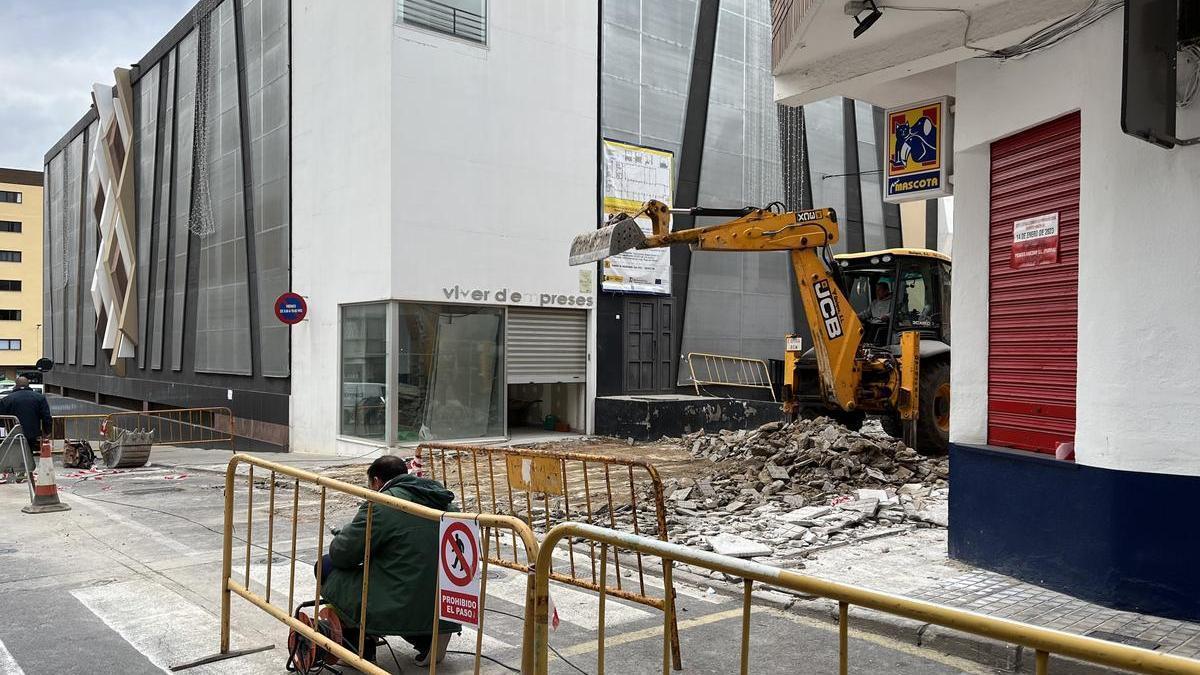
704, 526, 1200, 674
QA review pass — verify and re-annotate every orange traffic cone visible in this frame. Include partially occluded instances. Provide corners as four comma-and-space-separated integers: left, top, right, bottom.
23, 438, 71, 514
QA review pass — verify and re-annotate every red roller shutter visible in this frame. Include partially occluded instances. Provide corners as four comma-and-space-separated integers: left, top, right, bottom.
987, 112, 1080, 453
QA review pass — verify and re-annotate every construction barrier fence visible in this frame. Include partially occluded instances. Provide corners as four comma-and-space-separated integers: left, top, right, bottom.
416, 441, 683, 669
102, 406, 234, 446
686, 352, 777, 401
216, 454, 541, 675
530, 522, 1200, 675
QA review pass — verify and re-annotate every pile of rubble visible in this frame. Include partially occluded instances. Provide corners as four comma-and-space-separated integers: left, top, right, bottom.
659, 418, 949, 560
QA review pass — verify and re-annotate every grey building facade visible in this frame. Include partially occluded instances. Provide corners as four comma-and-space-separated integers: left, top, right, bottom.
595, 0, 906, 397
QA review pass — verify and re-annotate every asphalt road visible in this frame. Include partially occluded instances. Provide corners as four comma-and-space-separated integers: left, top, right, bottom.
0, 462, 994, 674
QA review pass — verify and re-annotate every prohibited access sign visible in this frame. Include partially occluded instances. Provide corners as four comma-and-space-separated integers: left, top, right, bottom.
438, 517, 481, 626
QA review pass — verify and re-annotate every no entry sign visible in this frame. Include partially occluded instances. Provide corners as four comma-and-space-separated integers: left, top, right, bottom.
438, 517, 481, 626
275, 292, 307, 324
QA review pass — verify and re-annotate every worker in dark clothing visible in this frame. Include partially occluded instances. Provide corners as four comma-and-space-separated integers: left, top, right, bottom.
316, 455, 461, 667
0, 376, 52, 466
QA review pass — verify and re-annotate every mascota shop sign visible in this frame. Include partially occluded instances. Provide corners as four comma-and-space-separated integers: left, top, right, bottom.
1011, 213, 1059, 269
883, 96, 953, 203
274, 292, 307, 324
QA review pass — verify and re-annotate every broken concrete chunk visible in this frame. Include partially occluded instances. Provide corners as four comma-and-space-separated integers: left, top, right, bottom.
670, 487, 693, 502
779, 506, 833, 525
837, 498, 879, 518
765, 464, 791, 481
853, 488, 890, 502
706, 533, 774, 558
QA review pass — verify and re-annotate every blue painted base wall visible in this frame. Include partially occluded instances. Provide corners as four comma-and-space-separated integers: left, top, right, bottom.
949, 443, 1200, 621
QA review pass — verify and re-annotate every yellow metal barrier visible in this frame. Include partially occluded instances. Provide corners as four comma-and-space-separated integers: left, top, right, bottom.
217, 454, 541, 675
686, 352, 777, 401
103, 406, 234, 446
418, 442, 683, 669
531, 522, 1200, 675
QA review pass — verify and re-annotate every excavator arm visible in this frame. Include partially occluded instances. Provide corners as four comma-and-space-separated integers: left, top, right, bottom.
570, 200, 866, 412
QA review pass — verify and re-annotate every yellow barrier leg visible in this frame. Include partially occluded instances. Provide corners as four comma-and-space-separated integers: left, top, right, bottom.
839, 601, 849, 675
740, 579, 752, 675
598, 544, 608, 675
661, 557, 674, 675
1036, 650, 1050, 675
219, 459, 235, 653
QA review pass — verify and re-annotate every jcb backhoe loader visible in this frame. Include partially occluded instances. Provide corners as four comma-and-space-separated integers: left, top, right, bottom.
569, 200, 951, 452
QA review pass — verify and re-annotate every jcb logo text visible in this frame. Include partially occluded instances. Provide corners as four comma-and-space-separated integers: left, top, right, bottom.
814, 280, 843, 340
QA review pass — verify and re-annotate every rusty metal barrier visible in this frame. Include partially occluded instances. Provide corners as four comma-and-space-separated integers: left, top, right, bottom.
532, 522, 1200, 675
416, 442, 683, 670
686, 352, 777, 401
48, 414, 109, 442
102, 406, 233, 446
214, 454, 541, 675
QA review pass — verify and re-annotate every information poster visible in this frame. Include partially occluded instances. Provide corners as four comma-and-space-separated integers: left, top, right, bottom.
1011, 213, 1060, 269
601, 140, 673, 294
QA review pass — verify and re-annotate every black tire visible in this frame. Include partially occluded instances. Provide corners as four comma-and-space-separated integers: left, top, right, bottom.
798, 406, 865, 431
831, 409, 867, 431
878, 414, 903, 439
915, 358, 951, 454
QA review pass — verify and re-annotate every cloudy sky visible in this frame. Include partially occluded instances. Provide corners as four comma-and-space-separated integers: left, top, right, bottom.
0, 0, 196, 170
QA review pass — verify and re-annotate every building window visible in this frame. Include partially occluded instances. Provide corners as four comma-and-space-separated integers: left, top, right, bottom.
0, 310, 20, 321
0, 339, 21, 350
397, 0, 486, 44
338, 301, 505, 442
0, 221, 20, 233
0, 280, 20, 291
0, 251, 20, 263
0, 191, 20, 204
341, 303, 389, 440
396, 303, 503, 442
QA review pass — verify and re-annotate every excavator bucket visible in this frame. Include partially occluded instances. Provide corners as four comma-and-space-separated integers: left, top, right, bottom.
568, 217, 646, 266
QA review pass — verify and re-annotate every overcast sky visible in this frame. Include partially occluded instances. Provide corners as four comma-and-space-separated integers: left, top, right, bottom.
0, 0, 196, 171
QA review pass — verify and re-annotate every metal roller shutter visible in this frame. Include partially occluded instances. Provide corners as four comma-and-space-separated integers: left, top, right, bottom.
987, 112, 1080, 453
506, 308, 587, 384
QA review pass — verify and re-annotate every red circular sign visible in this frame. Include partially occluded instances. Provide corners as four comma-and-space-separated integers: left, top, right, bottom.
440, 522, 479, 587
275, 292, 307, 325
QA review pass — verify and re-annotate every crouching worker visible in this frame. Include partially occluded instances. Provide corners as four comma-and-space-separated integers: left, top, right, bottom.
316, 455, 460, 667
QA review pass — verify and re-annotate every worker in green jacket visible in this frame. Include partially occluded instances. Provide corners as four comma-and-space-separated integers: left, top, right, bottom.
317, 455, 461, 666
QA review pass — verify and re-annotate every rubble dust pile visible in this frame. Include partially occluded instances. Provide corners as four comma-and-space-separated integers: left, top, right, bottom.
658, 418, 949, 562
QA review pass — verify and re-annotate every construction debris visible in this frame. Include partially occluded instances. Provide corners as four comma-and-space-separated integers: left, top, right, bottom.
653, 417, 950, 559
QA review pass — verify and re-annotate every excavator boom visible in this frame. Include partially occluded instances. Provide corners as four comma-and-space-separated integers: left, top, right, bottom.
570, 200, 870, 412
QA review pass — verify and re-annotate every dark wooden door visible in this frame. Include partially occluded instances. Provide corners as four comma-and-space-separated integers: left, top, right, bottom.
623, 297, 674, 393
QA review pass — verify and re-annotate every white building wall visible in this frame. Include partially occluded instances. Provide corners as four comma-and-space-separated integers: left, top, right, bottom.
951, 13, 1200, 475
290, 1, 599, 454
388, 1, 599, 437
290, 0, 394, 455
388, 2, 597, 308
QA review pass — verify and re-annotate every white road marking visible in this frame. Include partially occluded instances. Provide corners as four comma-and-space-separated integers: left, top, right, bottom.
73, 496, 202, 557
0, 639, 25, 675
72, 579, 279, 675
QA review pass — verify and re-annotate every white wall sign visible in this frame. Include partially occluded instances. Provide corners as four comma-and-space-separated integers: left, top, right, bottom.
601, 139, 673, 294
1011, 213, 1060, 269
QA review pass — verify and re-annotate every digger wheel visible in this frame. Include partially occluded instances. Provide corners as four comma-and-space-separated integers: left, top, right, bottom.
915, 358, 950, 454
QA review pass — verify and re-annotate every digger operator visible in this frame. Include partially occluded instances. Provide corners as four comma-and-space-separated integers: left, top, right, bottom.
316, 454, 461, 666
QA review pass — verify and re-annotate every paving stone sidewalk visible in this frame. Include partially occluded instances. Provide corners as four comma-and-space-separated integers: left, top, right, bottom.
908, 569, 1200, 660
